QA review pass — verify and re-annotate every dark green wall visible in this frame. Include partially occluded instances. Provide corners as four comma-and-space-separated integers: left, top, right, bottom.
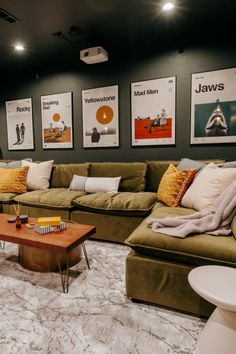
1, 45, 236, 163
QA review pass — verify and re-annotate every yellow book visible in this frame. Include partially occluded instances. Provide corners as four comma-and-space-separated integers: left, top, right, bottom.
37, 216, 61, 227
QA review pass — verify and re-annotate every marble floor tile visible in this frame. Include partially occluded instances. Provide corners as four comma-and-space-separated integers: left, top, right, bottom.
0, 240, 205, 353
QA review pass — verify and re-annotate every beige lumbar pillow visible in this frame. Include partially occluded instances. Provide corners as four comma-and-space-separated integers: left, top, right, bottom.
21, 160, 54, 190
69, 175, 121, 193
181, 162, 236, 211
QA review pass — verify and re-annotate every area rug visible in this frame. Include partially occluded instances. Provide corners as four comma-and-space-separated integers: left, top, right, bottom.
0, 240, 204, 353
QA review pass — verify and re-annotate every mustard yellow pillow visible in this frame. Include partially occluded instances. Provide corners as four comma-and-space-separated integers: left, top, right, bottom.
157, 164, 196, 207
0, 166, 28, 193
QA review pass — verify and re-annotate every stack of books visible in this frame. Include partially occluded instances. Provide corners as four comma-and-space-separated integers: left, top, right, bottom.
34, 216, 66, 234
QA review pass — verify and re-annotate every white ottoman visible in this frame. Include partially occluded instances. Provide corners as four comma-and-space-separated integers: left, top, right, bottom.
188, 265, 236, 354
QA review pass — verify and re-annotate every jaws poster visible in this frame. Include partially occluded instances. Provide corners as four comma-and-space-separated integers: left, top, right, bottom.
41, 92, 73, 149
131, 77, 176, 146
82, 85, 119, 148
6, 98, 34, 150
191, 67, 236, 144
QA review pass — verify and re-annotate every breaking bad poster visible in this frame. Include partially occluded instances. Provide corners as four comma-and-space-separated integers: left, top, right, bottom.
191, 67, 236, 144
82, 85, 119, 148
41, 92, 73, 149
131, 77, 176, 146
6, 98, 34, 150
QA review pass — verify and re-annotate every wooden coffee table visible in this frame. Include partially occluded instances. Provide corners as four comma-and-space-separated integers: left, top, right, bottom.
0, 213, 96, 293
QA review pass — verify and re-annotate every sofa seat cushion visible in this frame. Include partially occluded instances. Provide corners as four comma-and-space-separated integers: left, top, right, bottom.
13, 188, 87, 209
125, 204, 236, 267
0, 192, 18, 204
73, 192, 157, 216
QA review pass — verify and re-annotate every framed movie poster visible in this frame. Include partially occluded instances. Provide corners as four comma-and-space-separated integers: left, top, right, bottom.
6, 98, 34, 150
131, 77, 176, 146
41, 92, 73, 149
82, 85, 119, 148
191, 67, 236, 144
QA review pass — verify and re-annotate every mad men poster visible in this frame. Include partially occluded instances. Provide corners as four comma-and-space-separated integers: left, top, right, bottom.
41, 92, 73, 149
131, 77, 176, 146
191, 67, 236, 144
6, 98, 34, 150
82, 85, 119, 148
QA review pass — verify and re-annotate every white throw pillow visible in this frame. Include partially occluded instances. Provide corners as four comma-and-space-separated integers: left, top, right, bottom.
85, 177, 121, 193
68, 175, 121, 193
181, 163, 236, 211
68, 175, 87, 191
21, 160, 54, 190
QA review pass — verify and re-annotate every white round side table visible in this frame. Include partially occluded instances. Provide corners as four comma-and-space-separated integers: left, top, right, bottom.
188, 265, 236, 354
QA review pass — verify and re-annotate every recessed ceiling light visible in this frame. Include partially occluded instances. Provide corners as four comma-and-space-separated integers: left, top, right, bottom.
162, 2, 175, 12
14, 44, 24, 51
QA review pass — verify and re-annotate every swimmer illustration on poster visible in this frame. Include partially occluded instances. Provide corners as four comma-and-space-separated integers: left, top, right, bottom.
41, 92, 73, 149
82, 85, 119, 148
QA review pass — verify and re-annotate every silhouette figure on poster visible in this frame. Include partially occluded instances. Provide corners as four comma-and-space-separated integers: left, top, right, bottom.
13, 124, 21, 145
20, 123, 25, 144
91, 127, 100, 143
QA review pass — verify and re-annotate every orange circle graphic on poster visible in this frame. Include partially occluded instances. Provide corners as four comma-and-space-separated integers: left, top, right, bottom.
53, 113, 61, 122
96, 105, 113, 125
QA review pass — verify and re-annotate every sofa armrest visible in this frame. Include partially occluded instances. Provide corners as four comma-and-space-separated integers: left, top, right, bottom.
231, 215, 236, 240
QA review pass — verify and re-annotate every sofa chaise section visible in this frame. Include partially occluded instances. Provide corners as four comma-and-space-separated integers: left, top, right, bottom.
125, 202, 236, 317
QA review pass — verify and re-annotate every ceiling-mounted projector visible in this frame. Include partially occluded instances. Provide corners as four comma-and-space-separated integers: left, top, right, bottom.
80, 46, 108, 64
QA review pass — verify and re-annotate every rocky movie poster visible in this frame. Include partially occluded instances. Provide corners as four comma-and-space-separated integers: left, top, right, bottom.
191, 67, 236, 144
6, 98, 34, 150
82, 85, 119, 148
131, 77, 176, 146
41, 92, 73, 149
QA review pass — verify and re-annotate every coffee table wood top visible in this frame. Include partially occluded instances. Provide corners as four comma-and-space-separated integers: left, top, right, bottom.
0, 214, 96, 254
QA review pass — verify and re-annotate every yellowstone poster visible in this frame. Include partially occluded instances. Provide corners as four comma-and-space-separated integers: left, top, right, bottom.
191, 67, 236, 144
82, 85, 119, 148
6, 98, 34, 150
41, 92, 73, 149
131, 77, 176, 146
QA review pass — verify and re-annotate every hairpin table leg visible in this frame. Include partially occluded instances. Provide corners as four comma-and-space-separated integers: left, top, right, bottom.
81, 242, 90, 270
55, 253, 69, 293
0, 241, 5, 250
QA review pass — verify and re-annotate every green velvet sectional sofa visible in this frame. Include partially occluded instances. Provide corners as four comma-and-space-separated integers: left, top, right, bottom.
1, 159, 236, 318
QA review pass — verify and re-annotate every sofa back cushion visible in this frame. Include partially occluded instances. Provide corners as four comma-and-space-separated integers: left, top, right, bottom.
146, 160, 179, 192
145, 159, 226, 192
50, 163, 90, 188
89, 162, 147, 192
